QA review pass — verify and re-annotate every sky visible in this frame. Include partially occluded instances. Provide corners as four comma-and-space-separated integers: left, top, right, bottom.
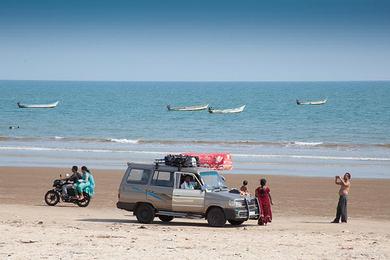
0, 0, 389, 81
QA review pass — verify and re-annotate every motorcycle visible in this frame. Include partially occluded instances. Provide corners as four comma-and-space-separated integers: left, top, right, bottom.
44, 174, 91, 207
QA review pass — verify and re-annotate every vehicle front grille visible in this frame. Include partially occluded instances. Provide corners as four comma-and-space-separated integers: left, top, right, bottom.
235, 198, 259, 219
246, 198, 259, 215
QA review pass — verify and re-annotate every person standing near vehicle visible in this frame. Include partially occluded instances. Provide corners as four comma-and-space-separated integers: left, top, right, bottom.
62, 166, 82, 198
240, 180, 250, 195
332, 172, 351, 223
255, 178, 273, 226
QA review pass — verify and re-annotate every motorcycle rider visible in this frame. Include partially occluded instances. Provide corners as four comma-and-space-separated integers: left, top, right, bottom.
62, 166, 82, 198
76, 166, 95, 200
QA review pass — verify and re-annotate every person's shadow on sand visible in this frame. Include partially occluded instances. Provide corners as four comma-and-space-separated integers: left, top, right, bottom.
300, 221, 335, 224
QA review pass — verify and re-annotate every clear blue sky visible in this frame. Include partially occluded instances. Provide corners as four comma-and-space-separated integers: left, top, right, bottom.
0, 0, 389, 81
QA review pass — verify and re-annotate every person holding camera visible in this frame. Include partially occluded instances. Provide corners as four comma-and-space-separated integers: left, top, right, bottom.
332, 172, 351, 223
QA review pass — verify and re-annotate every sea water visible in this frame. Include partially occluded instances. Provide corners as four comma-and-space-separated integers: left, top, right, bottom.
0, 80, 389, 178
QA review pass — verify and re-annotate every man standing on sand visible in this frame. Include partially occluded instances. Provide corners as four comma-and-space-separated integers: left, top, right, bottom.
332, 172, 351, 223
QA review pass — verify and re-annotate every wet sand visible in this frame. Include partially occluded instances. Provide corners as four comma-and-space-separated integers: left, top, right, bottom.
1, 166, 389, 220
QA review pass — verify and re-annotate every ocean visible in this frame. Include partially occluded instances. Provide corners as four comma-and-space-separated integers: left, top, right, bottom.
0, 80, 389, 178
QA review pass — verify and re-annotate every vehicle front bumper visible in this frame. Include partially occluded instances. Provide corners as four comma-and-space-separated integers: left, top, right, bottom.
224, 198, 260, 221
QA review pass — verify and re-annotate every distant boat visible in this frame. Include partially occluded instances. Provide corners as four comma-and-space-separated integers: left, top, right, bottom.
17, 101, 59, 109
167, 104, 209, 111
208, 105, 246, 114
296, 99, 327, 105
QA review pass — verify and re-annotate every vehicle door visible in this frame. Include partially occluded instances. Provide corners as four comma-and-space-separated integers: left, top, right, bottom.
121, 167, 153, 203
172, 172, 205, 213
146, 170, 174, 210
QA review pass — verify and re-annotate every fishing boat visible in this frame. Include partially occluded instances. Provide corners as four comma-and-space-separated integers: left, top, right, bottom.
296, 99, 327, 105
17, 101, 59, 109
167, 104, 209, 111
208, 105, 246, 114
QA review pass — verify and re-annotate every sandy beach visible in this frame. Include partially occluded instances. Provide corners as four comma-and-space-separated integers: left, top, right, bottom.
0, 167, 390, 259
2, 0, 390, 258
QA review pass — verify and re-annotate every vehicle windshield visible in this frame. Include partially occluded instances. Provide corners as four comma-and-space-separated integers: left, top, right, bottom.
199, 171, 228, 190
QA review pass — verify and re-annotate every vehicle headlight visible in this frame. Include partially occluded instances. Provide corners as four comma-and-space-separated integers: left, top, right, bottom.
228, 199, 245, 208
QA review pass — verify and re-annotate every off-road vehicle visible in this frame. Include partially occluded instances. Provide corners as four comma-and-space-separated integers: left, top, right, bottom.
117, 161, 259, 227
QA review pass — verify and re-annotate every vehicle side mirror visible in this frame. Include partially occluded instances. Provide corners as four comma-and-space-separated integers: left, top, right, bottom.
201, 185, 207, 192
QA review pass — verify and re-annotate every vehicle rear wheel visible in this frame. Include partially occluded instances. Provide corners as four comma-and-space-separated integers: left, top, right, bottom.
135, 204, 155, 224
76, 193, 91, 207
207, 207, 226, 227
228, 220, 244, 226
44, 190, 59, 206
158, 215, 174, 222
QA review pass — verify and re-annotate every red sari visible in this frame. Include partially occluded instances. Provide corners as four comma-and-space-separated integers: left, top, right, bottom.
255, 186, 272, 225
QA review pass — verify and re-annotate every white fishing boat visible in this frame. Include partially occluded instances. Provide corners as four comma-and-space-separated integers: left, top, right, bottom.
17, 101, 59, 109
208, 105, 246, 114
167, 104, 209, 111
296, 99, 327, 105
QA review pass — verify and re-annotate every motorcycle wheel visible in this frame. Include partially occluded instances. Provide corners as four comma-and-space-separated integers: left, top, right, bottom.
44, 190, 60, 206
76, 193, 91, 207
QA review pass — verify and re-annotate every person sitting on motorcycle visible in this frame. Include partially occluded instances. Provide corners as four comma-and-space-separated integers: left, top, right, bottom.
62, 166, 82, 198
76, 166, 95, 200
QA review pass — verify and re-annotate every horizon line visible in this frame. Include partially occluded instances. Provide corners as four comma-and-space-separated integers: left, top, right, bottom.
1, 79, 390, 83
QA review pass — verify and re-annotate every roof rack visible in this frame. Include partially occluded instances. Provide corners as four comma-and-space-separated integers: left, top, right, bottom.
154, 159, 166, 169
154, 159, 166, 165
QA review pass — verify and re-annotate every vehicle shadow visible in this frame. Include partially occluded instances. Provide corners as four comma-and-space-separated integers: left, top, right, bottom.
155, 221, 252, 228
78, 218, 250, 228
78, 218, 136, 224
35, 204, 78, 208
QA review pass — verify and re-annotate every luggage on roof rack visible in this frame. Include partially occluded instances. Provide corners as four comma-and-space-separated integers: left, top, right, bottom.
183, 153, 233, 170
163, 154, 199, 168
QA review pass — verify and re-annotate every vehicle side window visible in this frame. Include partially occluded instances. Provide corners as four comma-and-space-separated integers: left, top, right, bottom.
177, 172, 201, 190
151, 171, 174, 187
126, 169, 151, 184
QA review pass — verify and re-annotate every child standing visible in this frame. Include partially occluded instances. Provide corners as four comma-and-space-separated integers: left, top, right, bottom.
255, 178, 273, 225
240, 180, 249, 195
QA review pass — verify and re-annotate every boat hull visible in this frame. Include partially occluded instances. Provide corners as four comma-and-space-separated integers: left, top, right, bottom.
208, 105, 246, 114
17, 101, 59, 108
296, 99, 327, 105
167, 104, 209, 111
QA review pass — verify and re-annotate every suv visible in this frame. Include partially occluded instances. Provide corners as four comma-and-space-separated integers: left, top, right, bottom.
117, 162, 259, 227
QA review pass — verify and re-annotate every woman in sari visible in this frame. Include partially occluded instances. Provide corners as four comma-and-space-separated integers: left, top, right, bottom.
76, 166, 95, 200
255, 178, 273, 225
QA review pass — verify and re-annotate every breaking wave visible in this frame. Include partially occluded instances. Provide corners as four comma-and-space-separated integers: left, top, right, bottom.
108, 138, 139, 144
289, 141, 323, 146
0, 145, 389, 161
0, 135, 389, 149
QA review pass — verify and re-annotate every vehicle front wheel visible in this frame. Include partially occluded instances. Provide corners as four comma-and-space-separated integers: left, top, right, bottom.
207, 207, 226, 227
44, 190, 59, 206
135, 204, 155, 224
158, 215, 174, 222
228, 220, 244, 226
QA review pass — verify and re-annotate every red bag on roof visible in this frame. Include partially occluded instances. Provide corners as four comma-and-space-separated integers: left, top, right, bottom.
183, 153, 233, 170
